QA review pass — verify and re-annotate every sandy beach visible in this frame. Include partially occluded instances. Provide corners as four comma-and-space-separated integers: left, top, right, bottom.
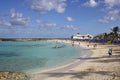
30, 40, 120, 80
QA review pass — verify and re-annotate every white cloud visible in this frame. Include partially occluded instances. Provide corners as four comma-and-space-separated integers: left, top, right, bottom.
30, 0, 67, 13
66, 16, 74, 22
40, 23, 57, 29
10, 8, 23, 18
10, 18, 30, 26
62, 25, 78, 30
83, 0, 120, 9
36, 19, 57, 29
36, 19, 41, 23
83, 0, 98, 7
99, 9, 120, 23
96, 0, 120, 23
0, 8, 30, 27
0, 20, 11, 27
104, 0, 120, 9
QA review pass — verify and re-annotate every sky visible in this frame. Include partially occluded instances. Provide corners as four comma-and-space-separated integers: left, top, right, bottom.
0, 0, 120, 38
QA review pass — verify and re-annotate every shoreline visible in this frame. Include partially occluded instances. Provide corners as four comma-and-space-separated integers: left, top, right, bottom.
26, 41, 90, 73
28, 46, 93, 74
29, 40, 120, 80
29, 40, 94, 80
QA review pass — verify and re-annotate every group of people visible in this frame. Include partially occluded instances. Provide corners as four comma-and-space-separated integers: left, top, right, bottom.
87, 43, 97, 48
71, 40, 113, 57
87, 43, 113, 57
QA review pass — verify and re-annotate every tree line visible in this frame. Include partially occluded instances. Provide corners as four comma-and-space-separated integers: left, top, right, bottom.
94, 26, 120, 43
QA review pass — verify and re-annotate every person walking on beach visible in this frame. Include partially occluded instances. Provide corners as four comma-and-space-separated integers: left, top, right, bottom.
79, 41, 80, 45
108, 48, 112, 57
93, 44, 97, 48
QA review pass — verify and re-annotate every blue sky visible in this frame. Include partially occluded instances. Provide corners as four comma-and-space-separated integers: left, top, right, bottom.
0, 0, 120, 38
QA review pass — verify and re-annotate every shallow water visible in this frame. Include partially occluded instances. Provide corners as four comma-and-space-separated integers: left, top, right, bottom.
0, 41, 81, 72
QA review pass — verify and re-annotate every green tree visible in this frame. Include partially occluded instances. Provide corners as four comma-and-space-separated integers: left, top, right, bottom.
103, 33, 108, 40
111, 26, 120, 41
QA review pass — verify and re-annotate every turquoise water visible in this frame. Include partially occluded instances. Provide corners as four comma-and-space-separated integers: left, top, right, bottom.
0, 41, 81, 72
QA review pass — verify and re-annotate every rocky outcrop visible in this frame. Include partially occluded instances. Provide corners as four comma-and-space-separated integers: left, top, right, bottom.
0, 71, 29, 80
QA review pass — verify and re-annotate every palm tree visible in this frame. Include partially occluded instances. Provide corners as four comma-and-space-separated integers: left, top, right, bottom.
109, 32, 114, 40
111, 26, 119, 34
103, 33, 108, 40
94, 26, 120, 44
111, 26, 120, 41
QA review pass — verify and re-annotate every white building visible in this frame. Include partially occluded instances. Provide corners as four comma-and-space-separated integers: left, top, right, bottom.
72, 33, 93, 40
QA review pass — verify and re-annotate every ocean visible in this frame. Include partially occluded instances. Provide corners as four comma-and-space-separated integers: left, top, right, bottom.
0, 41, 81, 72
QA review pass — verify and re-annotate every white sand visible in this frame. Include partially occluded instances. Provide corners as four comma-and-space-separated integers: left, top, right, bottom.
30, 40, 120, 80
